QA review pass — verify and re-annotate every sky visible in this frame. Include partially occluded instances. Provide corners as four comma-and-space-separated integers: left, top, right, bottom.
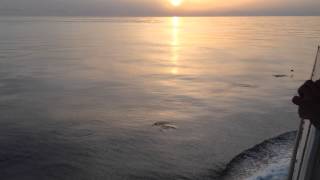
0, 0, 319, 16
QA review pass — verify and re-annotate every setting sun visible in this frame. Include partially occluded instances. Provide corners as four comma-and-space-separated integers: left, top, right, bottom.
170, 0, 183, 7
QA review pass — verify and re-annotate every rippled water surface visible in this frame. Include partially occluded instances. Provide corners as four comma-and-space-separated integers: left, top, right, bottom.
0, 16, 320, 180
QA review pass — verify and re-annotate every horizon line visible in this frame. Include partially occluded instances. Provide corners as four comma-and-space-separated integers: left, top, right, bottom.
1, 15, 320, 18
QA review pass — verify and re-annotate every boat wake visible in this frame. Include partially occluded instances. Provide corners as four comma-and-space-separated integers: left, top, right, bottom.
217, 131, 297, 180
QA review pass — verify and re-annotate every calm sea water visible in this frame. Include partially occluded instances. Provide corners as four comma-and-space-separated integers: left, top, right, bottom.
0, 16, 320, 180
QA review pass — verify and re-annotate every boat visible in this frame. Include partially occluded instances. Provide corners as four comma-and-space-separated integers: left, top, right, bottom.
288, 46, 320, 180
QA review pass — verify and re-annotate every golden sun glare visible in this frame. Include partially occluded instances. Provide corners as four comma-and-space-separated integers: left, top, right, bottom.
170, 0, 183, 7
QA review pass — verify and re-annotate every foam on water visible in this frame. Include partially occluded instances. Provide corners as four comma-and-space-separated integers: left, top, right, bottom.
218, 131, 297, 180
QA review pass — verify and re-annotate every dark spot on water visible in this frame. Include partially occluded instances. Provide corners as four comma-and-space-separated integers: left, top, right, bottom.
233, 83, 259, 88
153, 121, 177, 130
153, 121, 172, 126
273, 74, 288, 78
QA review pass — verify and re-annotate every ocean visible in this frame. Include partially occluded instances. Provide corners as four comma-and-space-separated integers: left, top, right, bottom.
0, 16, 320, 180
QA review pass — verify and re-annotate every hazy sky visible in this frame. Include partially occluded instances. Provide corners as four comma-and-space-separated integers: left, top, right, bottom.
0, 0, 319, 16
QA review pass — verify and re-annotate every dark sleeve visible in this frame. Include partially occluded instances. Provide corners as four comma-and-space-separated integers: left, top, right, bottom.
310, 118, 320, 129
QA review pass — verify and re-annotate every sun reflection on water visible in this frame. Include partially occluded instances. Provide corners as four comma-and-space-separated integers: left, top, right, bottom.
171, 17, 180, 75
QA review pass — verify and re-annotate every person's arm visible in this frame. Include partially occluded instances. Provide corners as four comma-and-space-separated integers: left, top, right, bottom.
292, 80, 320, 128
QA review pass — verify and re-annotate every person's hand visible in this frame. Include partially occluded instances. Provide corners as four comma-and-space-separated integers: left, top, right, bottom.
293, 80, 320, 128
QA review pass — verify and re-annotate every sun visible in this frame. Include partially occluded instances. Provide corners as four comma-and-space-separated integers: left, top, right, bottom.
170, 0, 183, 7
